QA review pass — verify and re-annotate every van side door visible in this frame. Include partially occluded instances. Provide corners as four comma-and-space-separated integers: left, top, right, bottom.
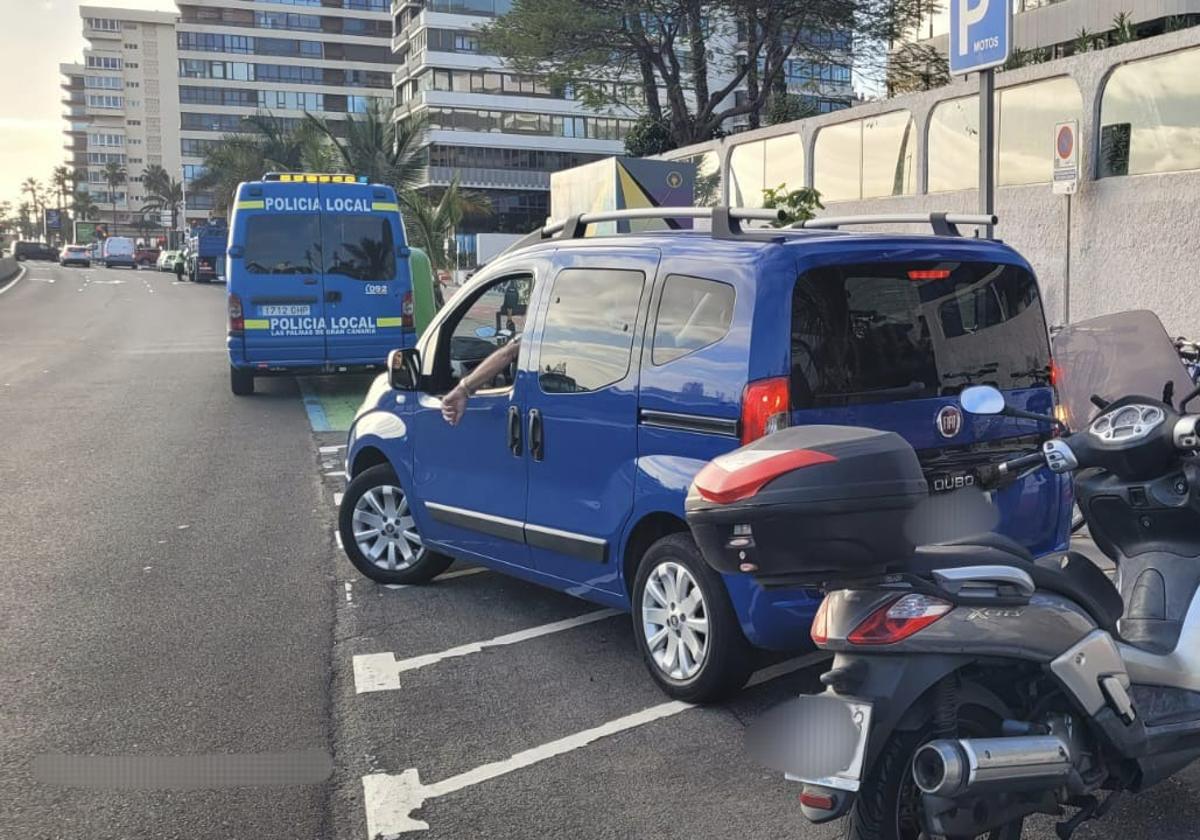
318, 182, 412, 365
521, 248, 658, 595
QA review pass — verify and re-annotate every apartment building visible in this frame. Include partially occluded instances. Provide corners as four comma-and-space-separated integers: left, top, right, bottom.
61, 7, 182, 233
175, 0, 398, 222
909, 0, 1200, 58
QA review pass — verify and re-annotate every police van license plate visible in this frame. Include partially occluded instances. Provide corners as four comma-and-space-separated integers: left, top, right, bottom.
259, 305, 310, 316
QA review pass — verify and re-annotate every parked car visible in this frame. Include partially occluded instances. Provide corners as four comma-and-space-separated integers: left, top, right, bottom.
13, 240, 58, 261
339, 209, 1071, 703
134, 246, 160, 268
59, 244, 92, 267
101, 237, 136, 269
156, 250, 181, 271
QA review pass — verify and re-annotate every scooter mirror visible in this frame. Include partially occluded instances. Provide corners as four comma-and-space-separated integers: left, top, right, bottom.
960, 385, 1006, 416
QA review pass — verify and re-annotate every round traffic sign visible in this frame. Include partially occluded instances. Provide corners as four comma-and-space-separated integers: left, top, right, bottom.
1057, 125, 1074, 160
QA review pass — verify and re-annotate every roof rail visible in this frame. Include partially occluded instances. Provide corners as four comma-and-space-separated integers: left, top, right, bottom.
791, 213, 998, 238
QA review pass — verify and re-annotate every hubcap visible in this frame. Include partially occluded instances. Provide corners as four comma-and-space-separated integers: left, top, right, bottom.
641, 561, 709, 681
352, 484, 424, 572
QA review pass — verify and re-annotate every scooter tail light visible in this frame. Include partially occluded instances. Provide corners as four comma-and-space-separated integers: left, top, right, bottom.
810, 596, 831, 646
228, 292, 244, 333
740, 376, 791, 444
401, 290, 414, 329
847, 594, 953, 645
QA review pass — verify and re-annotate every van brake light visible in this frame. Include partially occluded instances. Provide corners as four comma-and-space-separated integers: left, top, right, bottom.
229, 292, 244, 333
401, 291, 414, 329
740, 377, 790, 444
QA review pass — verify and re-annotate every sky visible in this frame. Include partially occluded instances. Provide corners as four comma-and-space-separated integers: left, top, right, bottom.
0, 0, 175, 211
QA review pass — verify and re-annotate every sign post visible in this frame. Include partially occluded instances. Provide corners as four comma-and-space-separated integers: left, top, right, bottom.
1054, 120, 1079, 323
950, 0, 1012, 240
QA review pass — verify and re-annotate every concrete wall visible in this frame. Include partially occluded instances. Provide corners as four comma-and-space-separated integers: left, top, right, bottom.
0, 258, 20, 286
662, 26, 1200, 336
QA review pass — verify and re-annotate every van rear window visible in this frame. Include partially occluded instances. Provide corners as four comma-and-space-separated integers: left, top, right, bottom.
790, 262, 1051, 408
322, 214, 395, 281
244, 215, 320, 275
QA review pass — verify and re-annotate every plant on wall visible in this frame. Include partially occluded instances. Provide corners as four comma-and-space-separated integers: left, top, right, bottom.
762, 183, 824, 227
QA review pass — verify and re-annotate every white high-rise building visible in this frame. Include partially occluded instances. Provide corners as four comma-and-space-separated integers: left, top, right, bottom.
62, 6, 182, 234
175, 0, 397, 222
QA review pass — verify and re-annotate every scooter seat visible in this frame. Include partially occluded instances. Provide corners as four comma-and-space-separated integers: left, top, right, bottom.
912, 534, 1124, 634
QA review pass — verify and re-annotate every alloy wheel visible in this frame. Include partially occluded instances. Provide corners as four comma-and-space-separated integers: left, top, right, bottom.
641, 561, 710, 681
352, 484, 424, 571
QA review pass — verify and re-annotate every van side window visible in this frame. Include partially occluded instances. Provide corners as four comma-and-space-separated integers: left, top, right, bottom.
651, 274, 735, 365
445, 274, 533, 391
323, 214, 395, 281
244, 214, 320, 274
538, 268, 644, 394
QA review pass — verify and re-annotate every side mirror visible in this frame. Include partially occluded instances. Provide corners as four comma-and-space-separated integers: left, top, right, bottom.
960, 385, 1006, 416
228, 245, 245, 259
387, 348, 421, 391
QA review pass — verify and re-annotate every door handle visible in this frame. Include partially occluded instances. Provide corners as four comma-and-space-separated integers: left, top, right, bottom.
507, 405, 522, 456
528, 408, 543, 461
303, 277, 318, 285
325, 290, 342, 303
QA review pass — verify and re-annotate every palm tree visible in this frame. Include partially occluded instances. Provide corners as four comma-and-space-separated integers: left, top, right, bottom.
305, 103, 427, 191
21, 178, 46, 238
50, 166, 74, 241
102, 161, 127, 230
401, 177, 491, 272
140, 164, 185, 233
73, 190, 100, 222
193, 134, 270, 218
17, 201, 35, 238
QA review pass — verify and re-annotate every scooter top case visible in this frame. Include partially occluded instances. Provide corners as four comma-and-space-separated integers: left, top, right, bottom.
686, 425, 928, 586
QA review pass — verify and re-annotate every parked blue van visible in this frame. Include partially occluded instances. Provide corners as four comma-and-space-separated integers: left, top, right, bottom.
226, 173, 415, 395
339, 209, 1071, 702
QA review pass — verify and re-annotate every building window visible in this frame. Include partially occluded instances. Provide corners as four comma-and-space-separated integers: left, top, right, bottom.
87, 94, 125, 109
86, 17, 121, 31
1099, 46, 1200, 178
86, 56, 123, 69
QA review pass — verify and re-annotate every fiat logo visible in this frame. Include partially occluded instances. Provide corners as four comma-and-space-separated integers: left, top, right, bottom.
937, 405, 964, 439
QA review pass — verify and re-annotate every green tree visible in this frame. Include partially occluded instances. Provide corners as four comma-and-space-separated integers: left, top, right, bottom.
889, 42, 949, 94
16, 201, 35, 238
766, 93, 820, 125
1111, 11, 1136, 44
72, 190, 100, 222
402, 178, 491, 272
193, 135, 269, 218
305, 103, 427, 191
140, 164, 185, 233
102, 162, 127, 229
480, 0, 925, 148
762, 183, 823, 226
21, 178, 46, 237
623, 115, 677, 157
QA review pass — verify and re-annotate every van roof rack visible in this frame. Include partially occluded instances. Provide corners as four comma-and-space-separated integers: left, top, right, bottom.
791, 213, 998, 238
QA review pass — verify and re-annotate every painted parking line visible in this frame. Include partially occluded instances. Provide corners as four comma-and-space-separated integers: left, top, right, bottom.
334, 491, 344, 506
361, 653, 827, 836
352, 608, 620, 694
319, 444, 347, 454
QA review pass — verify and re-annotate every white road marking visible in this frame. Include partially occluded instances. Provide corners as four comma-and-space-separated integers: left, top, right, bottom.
345, 582, 354, 603
30, 276, 55, 283
319, 444, 347, 454
0, 264, 28, 296
93, 279, 126, 285
381, 566, 487, 590
360, 652, 826, 835
353, 608, 619, 694
335, 529, 344, 550
334, 491, 344, 507
325, 470, 348, 478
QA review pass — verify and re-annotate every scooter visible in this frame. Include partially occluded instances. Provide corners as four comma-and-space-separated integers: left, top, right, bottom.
685, 309, 1200, 839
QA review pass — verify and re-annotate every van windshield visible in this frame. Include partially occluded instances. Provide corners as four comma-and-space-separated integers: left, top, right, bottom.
791, 262, 1051, 408
243, 215, 321, 275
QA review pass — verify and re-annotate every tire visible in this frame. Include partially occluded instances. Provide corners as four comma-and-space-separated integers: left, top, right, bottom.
843, 693, 1024, 840
339, 464, 452, 585
230, 366, 254, 396
632, 532, 753, 703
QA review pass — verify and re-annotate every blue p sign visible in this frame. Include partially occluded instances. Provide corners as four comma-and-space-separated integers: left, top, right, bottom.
949, 0, 1011, 75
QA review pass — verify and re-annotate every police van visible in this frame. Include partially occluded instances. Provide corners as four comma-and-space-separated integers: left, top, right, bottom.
226, 172, 416, 395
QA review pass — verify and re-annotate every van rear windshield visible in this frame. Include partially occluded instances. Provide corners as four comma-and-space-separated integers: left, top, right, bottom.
242, 213, 395, 279
244, 215, 320, 275
790, 262, 1051, 408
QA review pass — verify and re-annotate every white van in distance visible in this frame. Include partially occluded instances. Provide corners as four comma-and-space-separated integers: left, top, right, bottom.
102, 237, 136, 269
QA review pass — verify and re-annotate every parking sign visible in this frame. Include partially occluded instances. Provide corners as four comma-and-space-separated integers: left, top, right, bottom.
1054, 120, 1079, 195
949, 0, 1012, 75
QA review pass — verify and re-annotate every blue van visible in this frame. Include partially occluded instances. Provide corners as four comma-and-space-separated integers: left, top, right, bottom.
339, 209, 1071, 702
226, 173, 415, 395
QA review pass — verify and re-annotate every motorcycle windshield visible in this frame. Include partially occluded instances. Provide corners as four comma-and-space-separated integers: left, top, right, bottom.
1052, 310, 1194, 432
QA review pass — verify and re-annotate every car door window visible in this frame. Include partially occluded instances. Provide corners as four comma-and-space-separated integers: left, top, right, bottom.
537, 268, 645, 394
651, 274, 735, 365
444, 274, 534, 391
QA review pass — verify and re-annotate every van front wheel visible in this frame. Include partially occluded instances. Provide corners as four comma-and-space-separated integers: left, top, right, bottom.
230, 366, 254, 396
632, 533, 752, 703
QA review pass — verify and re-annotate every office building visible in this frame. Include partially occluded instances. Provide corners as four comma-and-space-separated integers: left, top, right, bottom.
61, 6, 182, 233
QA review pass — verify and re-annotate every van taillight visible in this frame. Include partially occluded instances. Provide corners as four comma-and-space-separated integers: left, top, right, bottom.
740, 377, 791, 444
229, 293, 244, 333
401, 291, 414, 329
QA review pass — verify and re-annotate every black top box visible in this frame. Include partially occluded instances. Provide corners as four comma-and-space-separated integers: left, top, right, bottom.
685, 426, 928, 585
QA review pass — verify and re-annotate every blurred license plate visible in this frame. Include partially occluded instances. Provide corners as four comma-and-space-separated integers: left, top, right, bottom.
260, 305, 310, 316
776, 695, 873, 791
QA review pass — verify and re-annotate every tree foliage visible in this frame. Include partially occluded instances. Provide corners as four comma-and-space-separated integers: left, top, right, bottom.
305, 103, 427, 191
402, 179, 492, 272
140, 164, 186, 232
623, 115, 678, 157
762, 183, 823, 225
480, 0, 927, 147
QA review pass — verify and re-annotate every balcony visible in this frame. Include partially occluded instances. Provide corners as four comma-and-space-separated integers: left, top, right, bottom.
427, 165, 551, 191
84, 24, 122, 40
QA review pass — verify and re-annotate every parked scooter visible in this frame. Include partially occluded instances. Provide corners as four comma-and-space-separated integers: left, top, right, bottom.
686, 309, 1200, 839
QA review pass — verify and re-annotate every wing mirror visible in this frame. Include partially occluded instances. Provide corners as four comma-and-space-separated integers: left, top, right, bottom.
387, 348, 421, 391
228, 245, 245, 259
960, 385, 1006, 416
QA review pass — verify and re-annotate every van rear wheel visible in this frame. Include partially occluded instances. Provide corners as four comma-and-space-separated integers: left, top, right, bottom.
632, 532, 752, 703
230, 366, 254, 396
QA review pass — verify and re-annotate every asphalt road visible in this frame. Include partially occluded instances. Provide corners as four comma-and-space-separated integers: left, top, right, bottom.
4, 260, 1200, 840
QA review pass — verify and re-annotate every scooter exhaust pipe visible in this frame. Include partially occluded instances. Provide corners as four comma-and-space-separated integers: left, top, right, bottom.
913, 735, 1073, 798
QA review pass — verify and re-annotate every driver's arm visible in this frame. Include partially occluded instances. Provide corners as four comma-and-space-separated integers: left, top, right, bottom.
441, 337, 521, 426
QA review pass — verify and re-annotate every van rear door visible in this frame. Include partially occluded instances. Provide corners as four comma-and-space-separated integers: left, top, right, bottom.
317, 181, 411, 364
233, 185, 325, 365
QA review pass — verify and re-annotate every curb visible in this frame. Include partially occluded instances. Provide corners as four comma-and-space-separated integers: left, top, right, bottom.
0, 264, 28, 297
